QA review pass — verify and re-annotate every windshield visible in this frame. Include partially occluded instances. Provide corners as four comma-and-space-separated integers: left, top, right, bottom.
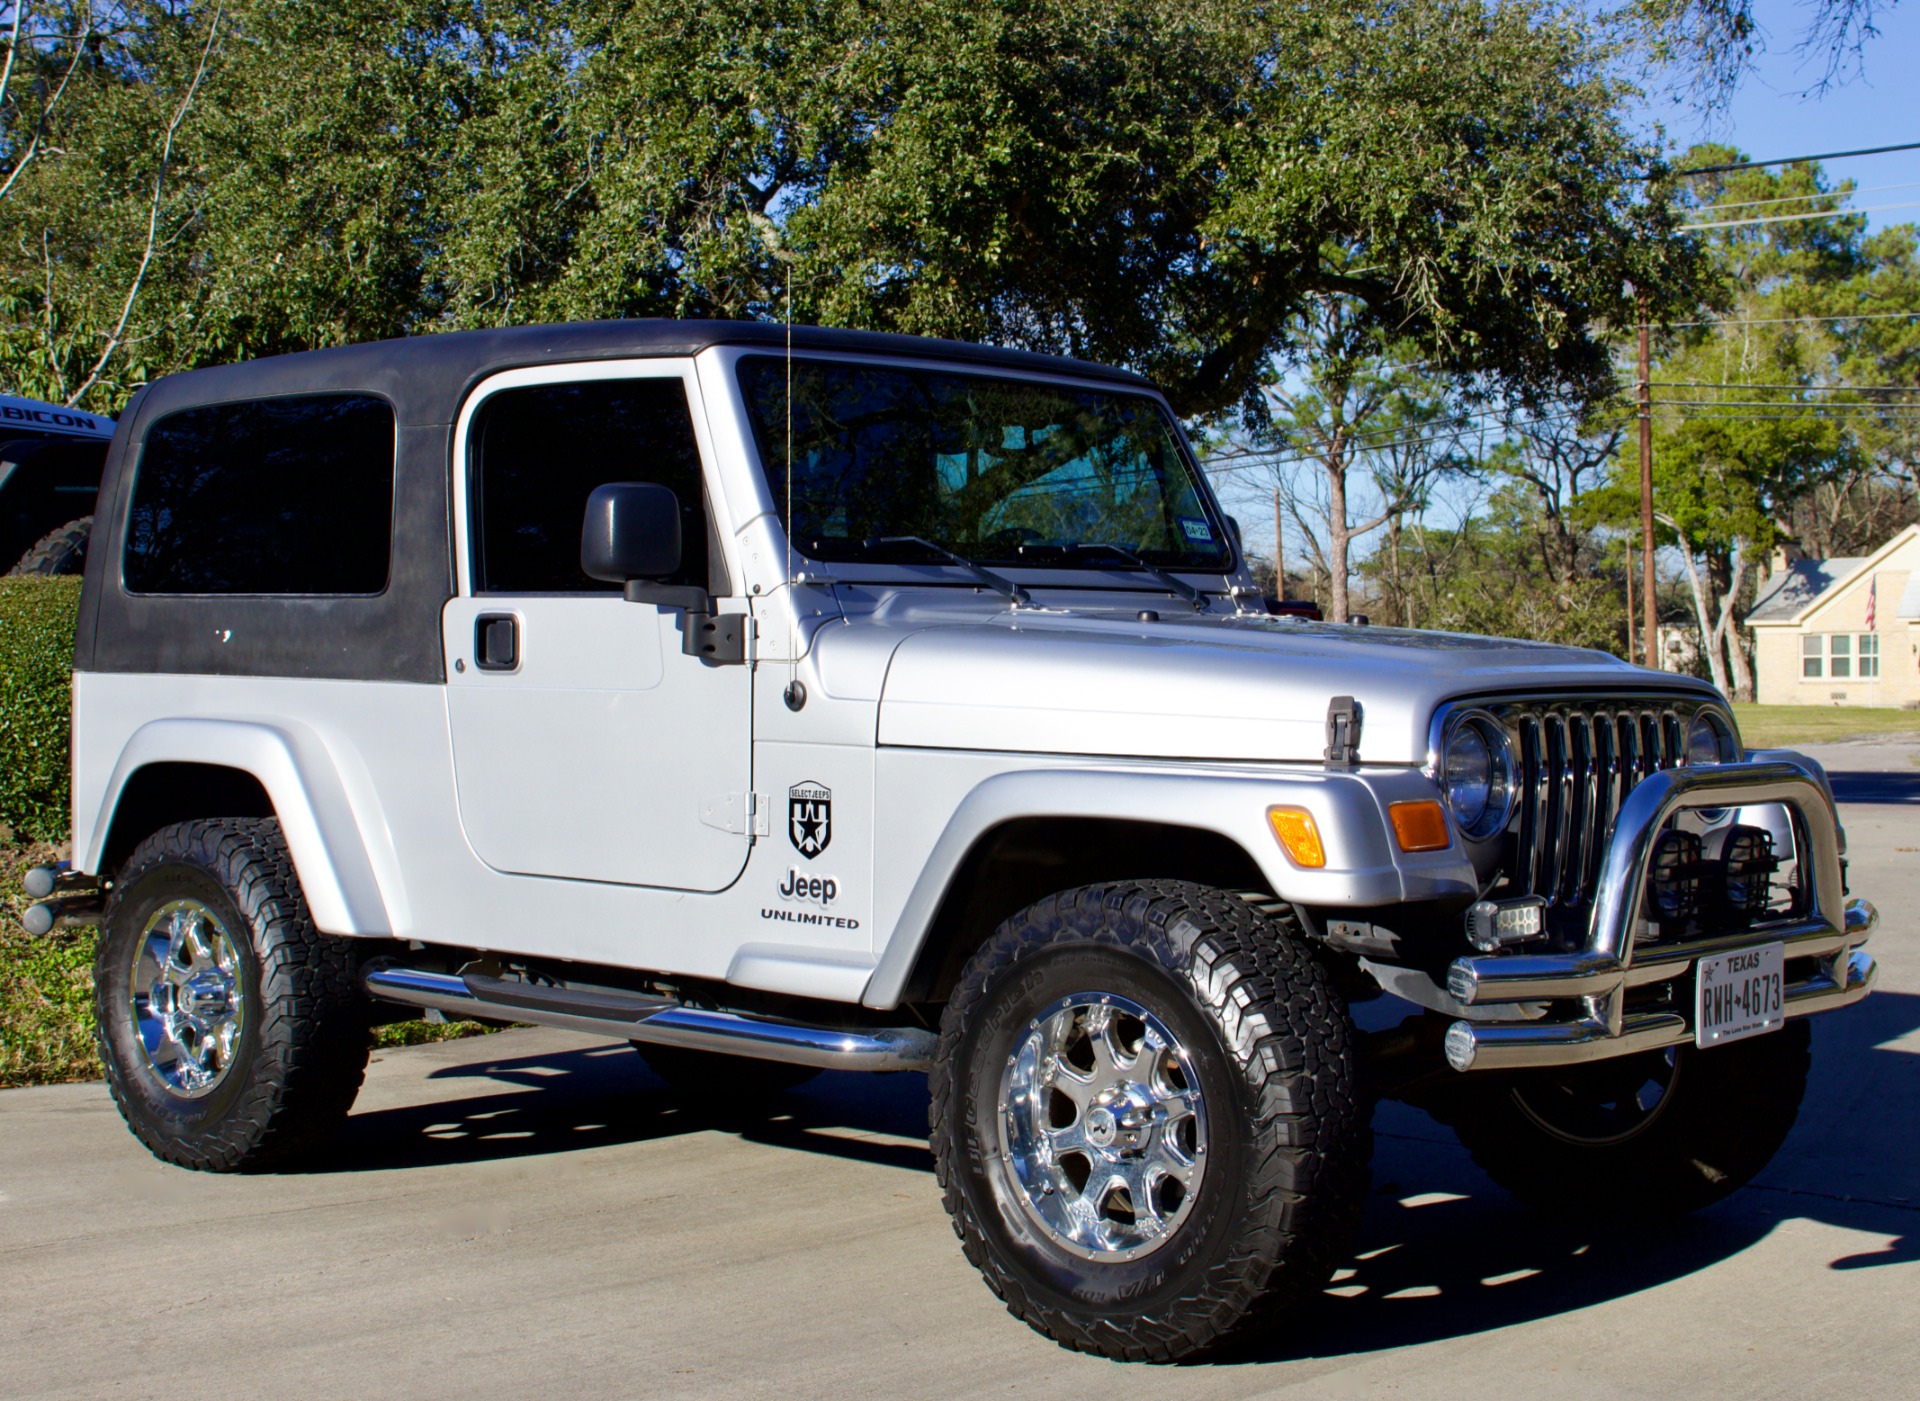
736, 356, 1232, 570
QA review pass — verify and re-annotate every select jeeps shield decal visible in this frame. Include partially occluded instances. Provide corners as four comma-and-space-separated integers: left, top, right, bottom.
789, 781, 832, 859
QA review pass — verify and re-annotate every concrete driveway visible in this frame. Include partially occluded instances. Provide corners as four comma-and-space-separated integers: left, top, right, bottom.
3, 739, 1915, 1398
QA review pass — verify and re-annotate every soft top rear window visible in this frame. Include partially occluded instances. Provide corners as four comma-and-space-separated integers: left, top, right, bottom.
124, 392, 395, 596
736, 356, 1229, 570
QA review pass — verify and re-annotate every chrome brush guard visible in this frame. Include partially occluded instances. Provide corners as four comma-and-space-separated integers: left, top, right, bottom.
1440, 754, 1877, 1071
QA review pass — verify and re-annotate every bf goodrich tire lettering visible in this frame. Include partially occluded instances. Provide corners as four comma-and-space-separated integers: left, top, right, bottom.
96, 819, 371, 1172
931, 881, 1370, 1361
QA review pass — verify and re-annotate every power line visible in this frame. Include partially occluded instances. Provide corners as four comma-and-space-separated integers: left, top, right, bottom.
1682, 199, 1920, 231
1654, 381, 1920, 393
1654, 398, 1920, 409
1672, 141, 1920, 178
1666, 311, 1920, 329
1700, 181, 1920, 214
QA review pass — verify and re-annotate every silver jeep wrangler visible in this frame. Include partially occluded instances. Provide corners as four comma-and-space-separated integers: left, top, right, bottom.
32, 322, 1876, 1361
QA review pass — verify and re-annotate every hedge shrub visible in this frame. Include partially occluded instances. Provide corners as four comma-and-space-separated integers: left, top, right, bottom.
0, 577, 80, 844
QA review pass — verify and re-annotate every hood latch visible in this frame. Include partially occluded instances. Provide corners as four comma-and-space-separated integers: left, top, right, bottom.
1324, 695, 1362, 769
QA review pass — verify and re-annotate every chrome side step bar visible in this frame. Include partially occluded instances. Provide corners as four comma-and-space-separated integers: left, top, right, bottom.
362, 962, 935, 1073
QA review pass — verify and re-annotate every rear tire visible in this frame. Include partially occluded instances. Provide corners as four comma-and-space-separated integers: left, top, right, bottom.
632, 1043, 819, 1099
96, 818, 371, 1171
1437, 1022, 1811, 1220
9, 514, 90, 575
931, 881, 1369, 1362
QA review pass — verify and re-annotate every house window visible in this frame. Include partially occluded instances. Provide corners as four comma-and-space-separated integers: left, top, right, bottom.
1830, 633, 1852, 679
1860, 633, 1880, 678
1803, 634, 1823, 678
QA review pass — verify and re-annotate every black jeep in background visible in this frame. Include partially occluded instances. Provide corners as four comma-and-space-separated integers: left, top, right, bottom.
0, 393, 114, 575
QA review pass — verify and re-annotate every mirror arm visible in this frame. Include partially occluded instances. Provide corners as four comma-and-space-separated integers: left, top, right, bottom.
624, 581, 712, 611
622, 580, 747, 665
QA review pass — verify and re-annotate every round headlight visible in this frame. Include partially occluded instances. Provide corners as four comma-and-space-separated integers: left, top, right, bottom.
1443, 715, 1514, 840
1686, 712, 1734, 766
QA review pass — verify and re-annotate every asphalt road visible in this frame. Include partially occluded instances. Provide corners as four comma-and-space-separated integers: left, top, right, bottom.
3, 739, 1915, 1399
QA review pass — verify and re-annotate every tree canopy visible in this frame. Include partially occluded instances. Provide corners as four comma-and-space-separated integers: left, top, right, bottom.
0, 0, 1700, 417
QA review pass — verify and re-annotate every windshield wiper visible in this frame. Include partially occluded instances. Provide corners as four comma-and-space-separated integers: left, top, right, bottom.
867, 536, 1032, 608
1061, 542, 1207, 611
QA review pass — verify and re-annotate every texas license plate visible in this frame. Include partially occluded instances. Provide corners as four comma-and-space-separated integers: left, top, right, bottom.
1695, 942, 1785, 1048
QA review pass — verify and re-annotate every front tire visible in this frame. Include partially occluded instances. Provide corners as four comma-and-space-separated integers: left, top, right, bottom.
931, 882, 1369, 1362
96, 819, 371, 1171
1438, 1022, 1811, 1220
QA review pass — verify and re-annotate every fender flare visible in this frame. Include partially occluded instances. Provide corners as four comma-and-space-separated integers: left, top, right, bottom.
861, 763, 1477, 1009
82, 717, 401, 936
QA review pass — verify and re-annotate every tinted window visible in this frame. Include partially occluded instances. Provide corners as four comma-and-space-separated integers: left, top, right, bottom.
736, 357, 1229, 569
471, 378, 709, 593
124, 394, 395, 594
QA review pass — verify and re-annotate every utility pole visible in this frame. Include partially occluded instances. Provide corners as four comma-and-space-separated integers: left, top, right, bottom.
1273, 488, 1286, 600
1625, 543, 1636, 662
1637, 292, 1657, 669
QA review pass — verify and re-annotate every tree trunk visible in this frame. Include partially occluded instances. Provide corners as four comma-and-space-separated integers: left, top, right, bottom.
1328, 458, 1351, 623
1719, 547, 1754, 701
1673, 541, 1731, 693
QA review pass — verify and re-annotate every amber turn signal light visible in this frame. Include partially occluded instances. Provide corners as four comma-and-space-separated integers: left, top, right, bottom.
1266, 806, 1326, 868
1389, 800, 1450, 853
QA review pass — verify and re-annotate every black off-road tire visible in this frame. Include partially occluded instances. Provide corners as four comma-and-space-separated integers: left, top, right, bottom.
9, 514, 90, 575
633, 1042, 819, 1099
931, 881, 1370, 1363
96, 818, 371, 1171
1437, 1021, 1811, 1221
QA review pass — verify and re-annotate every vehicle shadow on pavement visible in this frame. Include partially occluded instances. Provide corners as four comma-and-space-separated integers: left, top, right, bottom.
1219, 989, 1920, 1365
292, 994, 1919, 1362
1826, 770, 1920, 804
291, 1042, 936, 1176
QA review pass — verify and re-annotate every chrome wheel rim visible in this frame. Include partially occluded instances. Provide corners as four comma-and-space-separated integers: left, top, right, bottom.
997, 991, 1209, 1262
129, 899, 245, 1099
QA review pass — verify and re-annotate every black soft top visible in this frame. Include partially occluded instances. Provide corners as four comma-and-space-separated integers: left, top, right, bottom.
77, 320, 1154, 685
128, 320, 1153, 430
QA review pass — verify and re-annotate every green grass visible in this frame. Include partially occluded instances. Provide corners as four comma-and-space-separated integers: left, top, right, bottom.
1734, 703, 1920, 748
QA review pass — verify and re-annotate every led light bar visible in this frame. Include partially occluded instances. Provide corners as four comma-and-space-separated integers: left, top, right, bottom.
1464, 897, 1546, 952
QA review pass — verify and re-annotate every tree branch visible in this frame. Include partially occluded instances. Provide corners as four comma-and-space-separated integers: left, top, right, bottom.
67, 4, 221, 408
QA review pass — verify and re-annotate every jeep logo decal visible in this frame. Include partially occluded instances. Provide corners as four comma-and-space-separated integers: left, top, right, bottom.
789, 782, 831, 859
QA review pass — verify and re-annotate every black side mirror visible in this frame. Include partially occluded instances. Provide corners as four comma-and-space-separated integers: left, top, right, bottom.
582, 482, 682, 583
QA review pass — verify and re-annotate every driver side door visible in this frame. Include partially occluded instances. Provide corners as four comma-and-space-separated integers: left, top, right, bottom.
442, 362, 753, 892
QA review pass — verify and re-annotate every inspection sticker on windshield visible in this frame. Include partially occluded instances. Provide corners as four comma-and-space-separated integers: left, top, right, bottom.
1695, 942, 1784, 1048
1178, 516, 1212, 542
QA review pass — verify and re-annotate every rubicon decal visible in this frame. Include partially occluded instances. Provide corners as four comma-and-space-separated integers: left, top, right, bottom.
789, 781, 831, 858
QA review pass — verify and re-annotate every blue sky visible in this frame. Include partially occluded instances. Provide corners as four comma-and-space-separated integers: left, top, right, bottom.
1663, 0, 1920, 232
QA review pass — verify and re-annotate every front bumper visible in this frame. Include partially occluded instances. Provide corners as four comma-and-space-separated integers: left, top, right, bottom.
1440, 756, 1877, 1071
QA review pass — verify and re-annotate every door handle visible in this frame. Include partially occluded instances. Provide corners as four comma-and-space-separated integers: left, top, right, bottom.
475, 613, 519, 671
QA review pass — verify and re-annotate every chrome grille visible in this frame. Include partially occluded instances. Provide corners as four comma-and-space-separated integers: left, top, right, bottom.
1434, 696, 1721, 911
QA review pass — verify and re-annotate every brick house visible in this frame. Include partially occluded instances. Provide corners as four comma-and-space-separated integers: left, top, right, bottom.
1748, 523, 1920, 706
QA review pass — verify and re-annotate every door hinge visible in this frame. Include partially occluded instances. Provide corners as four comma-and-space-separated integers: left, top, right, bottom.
700, 790, 767, 841
684, 609, 751, 665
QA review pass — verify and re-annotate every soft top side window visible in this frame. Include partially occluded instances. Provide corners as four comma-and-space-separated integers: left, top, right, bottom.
124, 393, 396, 596
470, 377, 711, 594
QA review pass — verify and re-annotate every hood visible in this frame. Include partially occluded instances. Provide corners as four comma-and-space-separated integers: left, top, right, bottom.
835, 594, 1717, 765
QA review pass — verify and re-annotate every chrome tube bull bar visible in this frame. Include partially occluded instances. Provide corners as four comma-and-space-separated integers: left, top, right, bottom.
1441, 756, 1878, 1071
